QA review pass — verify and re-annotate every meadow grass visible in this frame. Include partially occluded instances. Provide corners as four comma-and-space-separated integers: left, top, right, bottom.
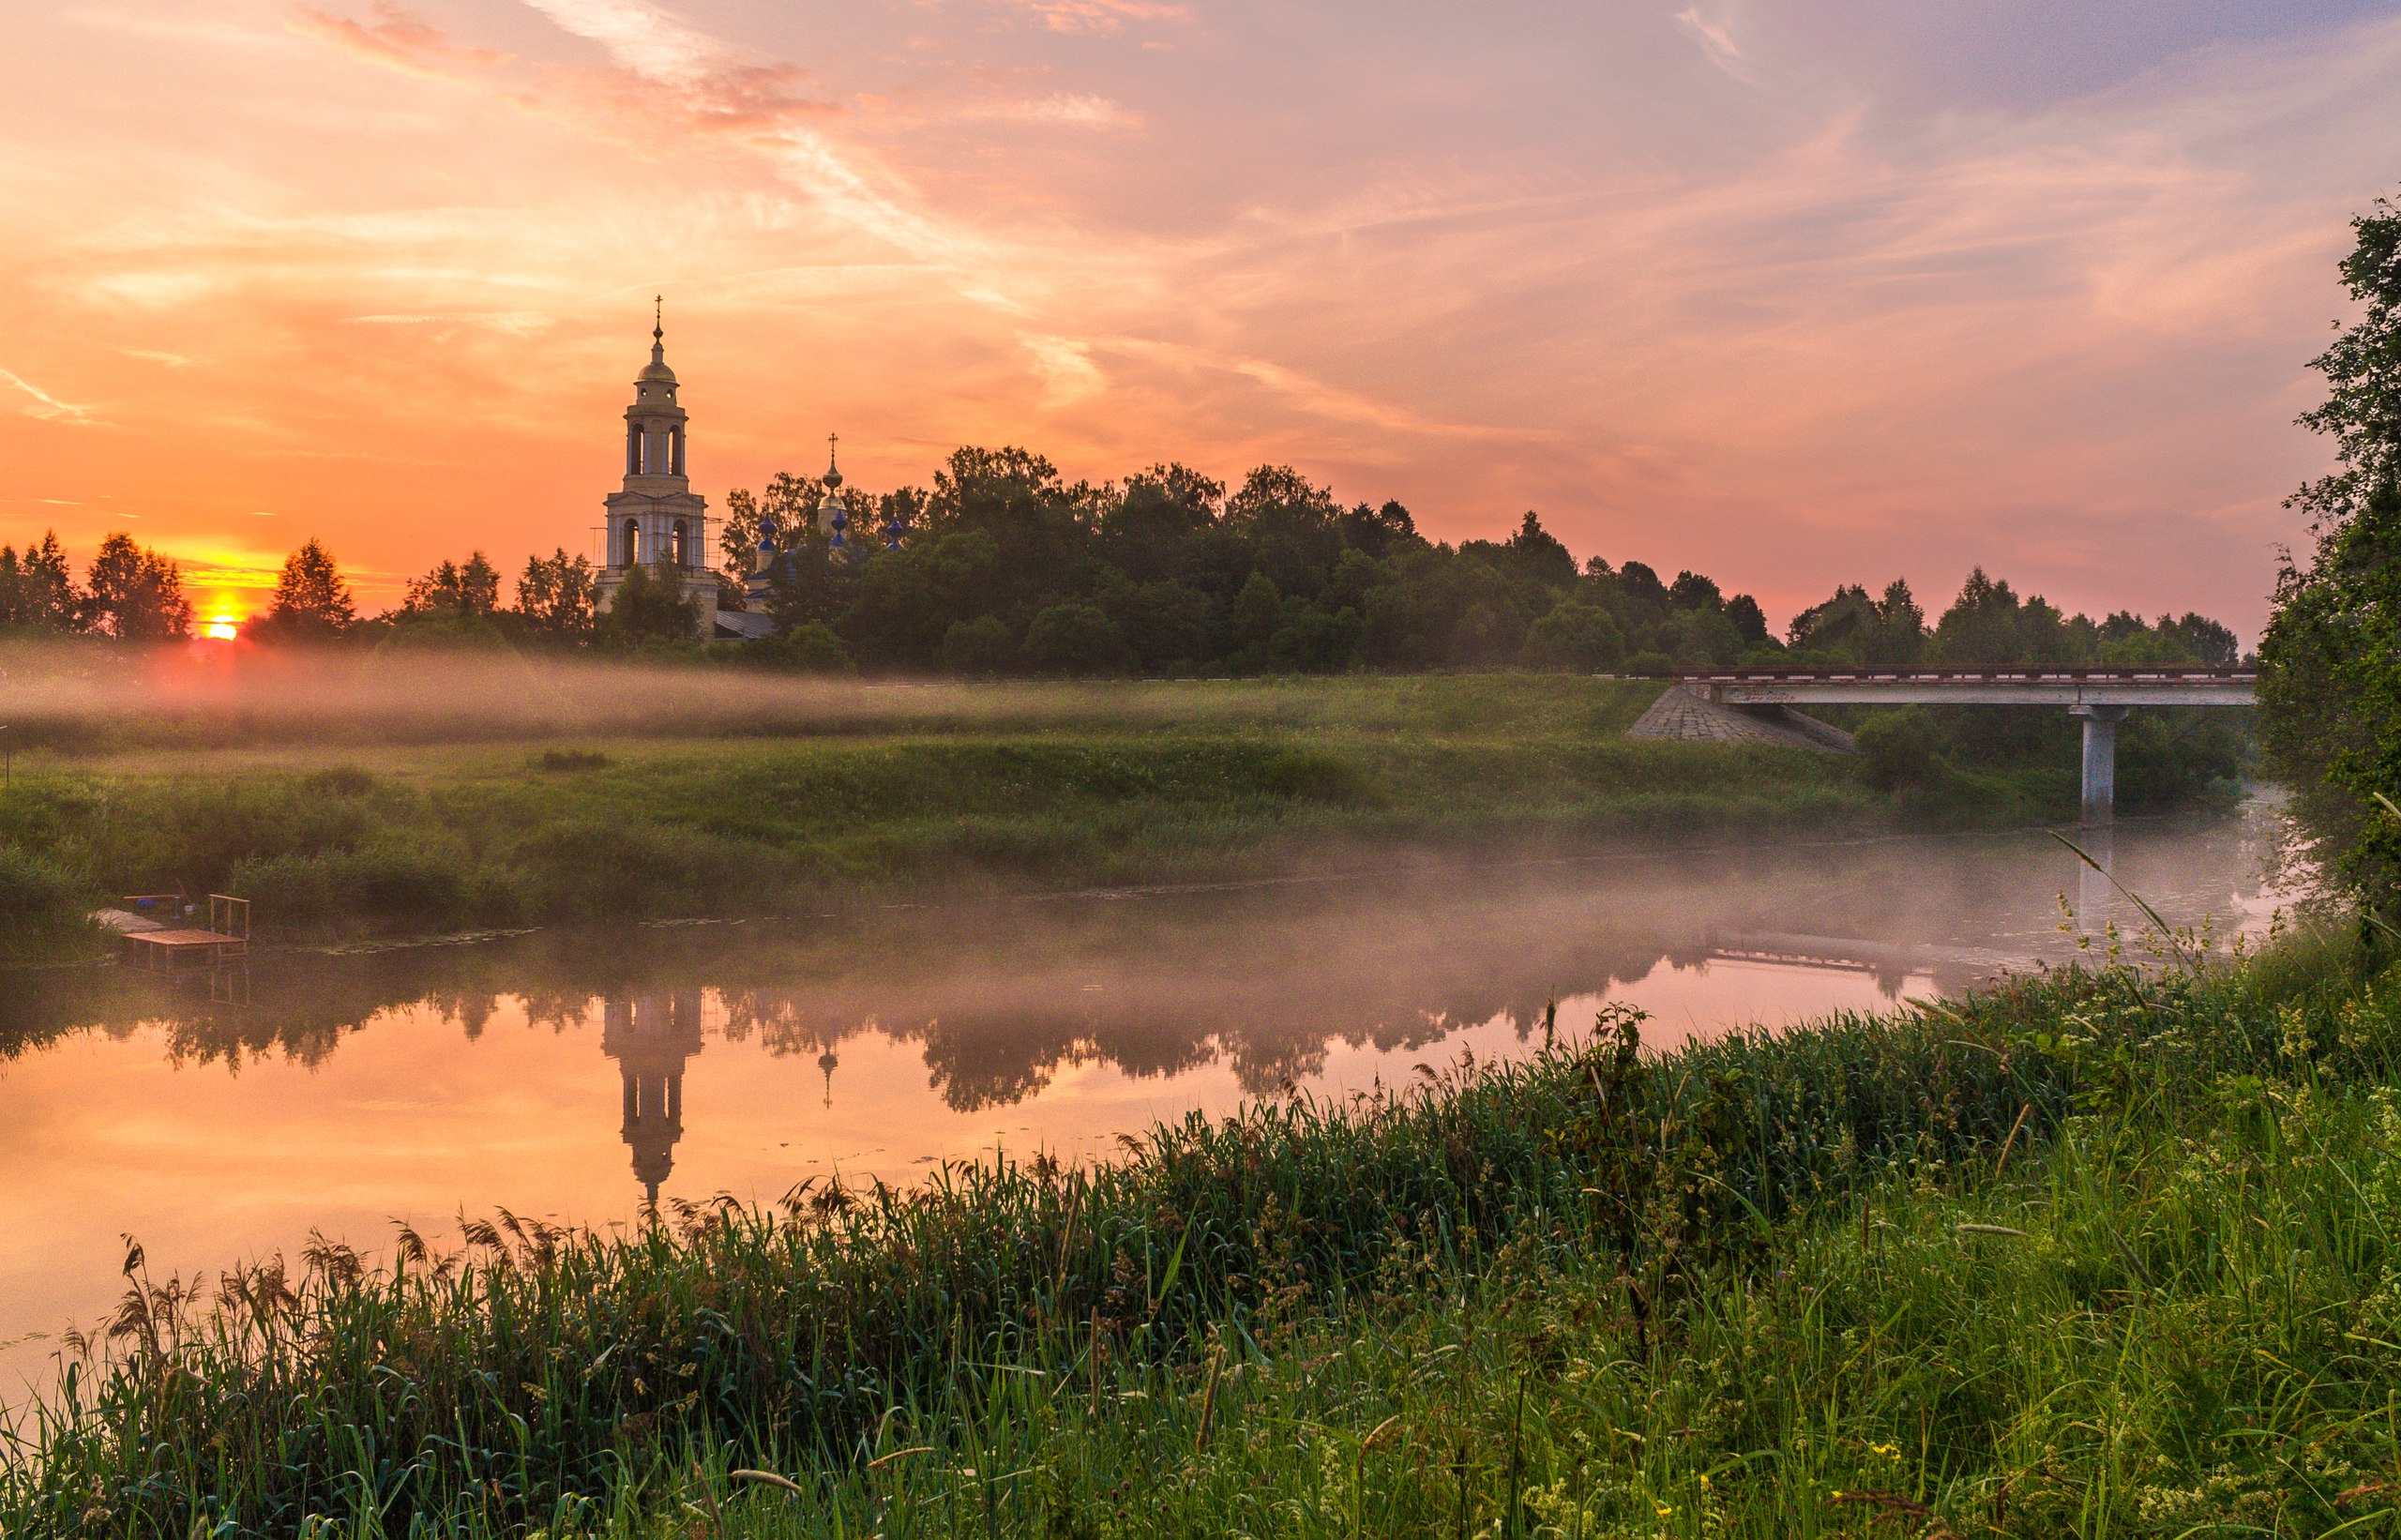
4, 923, 2385, 1537
0, 673, 1890, 950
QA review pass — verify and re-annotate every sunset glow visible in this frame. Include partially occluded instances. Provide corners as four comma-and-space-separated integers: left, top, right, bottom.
8, 1, 2401, 632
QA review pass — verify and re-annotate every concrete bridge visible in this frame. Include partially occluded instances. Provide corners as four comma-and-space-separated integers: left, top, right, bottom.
1680, 669, 2256, 825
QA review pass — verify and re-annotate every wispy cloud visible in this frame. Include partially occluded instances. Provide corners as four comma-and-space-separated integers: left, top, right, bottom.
964, 92, 1141, 129
0, 366, 99, 424
1674, 6, 1753, 83
288, 2, 509, 75
989, 0, 1188, 37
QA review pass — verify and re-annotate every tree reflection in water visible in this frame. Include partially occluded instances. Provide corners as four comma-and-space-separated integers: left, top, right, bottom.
2, 816, 2278, 1130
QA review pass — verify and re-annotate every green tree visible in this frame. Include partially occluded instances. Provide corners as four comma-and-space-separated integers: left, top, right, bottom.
1023, 601, 1131, 675
85, 533, 193, 641
1522, 600, 1624, 672
0, 532, 81, 631
516, 550, 596, 642
598, 560, 702, 646
400, 552, 502, 616
939, 614, 1016, 676
2260, 192, 2401, 908
249, 537, 355, 643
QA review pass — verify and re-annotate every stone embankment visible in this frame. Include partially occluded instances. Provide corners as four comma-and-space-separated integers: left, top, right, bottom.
1626, 684, 1855, 753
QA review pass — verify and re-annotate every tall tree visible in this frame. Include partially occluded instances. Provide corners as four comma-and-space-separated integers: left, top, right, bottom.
400, 552, 502, 616
516, 550, 596, 641
249, 537, 356, 643
2260, 191, 2401, 908
84, 533, 192, 641
0, 532, 81, 631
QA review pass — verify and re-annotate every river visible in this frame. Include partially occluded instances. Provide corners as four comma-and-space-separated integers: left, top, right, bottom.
0, 807, 2296, 1401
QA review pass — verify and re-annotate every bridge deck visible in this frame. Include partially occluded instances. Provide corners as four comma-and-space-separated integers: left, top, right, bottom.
1688, 669, 2255, 707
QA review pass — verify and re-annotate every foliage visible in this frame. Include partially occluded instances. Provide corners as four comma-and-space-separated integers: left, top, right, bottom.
1022, 600, 1132, 676
0, 532, 80, 631
0, 846, 95, 962
2261, 191, 2401, 913
399, 551, 502, 617
0, 676, 1888, 946
719, 449, 1789, 678
246, 536, 355, 644
599, 560, 703, 646
82, 532, 192, 641
516, 549, 597, 642
6, 930, 2383, 1536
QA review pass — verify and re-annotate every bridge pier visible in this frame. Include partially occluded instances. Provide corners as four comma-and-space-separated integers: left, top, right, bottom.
2071, 704, 2129, 826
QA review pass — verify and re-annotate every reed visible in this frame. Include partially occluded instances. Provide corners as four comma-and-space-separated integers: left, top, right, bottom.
1, 925, 2373, 1536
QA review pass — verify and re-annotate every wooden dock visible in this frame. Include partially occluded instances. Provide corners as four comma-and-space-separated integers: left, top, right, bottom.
112, 895, 249, 971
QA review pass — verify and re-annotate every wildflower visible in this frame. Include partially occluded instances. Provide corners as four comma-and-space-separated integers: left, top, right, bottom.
1654, 1502, 1675, 1517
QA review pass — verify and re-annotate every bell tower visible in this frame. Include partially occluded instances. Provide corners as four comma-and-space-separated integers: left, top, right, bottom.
596, 299, 717, 639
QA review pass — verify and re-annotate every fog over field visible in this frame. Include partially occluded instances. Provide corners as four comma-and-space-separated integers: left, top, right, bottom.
0, 641, 1424, 755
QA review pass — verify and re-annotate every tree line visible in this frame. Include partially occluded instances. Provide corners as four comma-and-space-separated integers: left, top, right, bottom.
5, 451, 2246, 682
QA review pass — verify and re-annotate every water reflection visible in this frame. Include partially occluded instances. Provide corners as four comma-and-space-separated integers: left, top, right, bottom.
607, 993, 705, 1203
0, 810, 2291, 1397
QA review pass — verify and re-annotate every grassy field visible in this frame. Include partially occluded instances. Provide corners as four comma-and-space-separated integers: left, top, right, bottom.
0, 670, 1910, 956
6, 921, 2390, 1537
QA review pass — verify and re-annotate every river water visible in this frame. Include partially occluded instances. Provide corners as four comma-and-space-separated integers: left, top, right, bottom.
0, 808, 2295, 1401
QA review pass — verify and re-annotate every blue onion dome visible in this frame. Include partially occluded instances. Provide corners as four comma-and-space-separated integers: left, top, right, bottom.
831, 507, 848, 532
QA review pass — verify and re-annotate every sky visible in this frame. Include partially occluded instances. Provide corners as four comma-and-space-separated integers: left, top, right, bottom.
3, 0, 2398, 633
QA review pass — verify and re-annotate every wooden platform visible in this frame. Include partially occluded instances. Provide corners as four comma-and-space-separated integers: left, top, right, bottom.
115, 894, 250, 971
124, 928, 248, 969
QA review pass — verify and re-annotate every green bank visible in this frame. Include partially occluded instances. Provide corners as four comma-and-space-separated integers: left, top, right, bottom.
7, 923, 2390, 1537
0, 672, 2243, 959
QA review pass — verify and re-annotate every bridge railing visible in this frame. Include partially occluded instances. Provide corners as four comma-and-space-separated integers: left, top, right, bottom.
1678, 668, 2255, 685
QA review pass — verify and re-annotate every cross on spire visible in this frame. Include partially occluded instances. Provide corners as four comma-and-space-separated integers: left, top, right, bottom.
653, 294, 663, 342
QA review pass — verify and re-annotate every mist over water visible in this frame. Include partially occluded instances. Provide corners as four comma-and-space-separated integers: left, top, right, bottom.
0, 805, 2294, 1400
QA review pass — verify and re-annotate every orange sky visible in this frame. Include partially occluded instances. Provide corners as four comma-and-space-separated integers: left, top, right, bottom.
7, 0, 2400, 633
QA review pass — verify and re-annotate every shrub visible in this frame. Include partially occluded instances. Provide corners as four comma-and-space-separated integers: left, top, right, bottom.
1023, 602, 1132, 676
940, 614, 1016, 676
1623, 649, 1676, 677
1853, 706, 1938, 790
1521, 600, 1623, 672
0, 845, 90, 958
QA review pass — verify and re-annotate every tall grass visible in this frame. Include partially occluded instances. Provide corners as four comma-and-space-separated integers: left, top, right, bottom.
0, 694, 1884, 950
2, 928, 2371, 1536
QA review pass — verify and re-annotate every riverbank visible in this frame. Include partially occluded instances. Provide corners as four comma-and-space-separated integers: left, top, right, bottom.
0, 671, 2238, 960
3, 925, 2380, 1536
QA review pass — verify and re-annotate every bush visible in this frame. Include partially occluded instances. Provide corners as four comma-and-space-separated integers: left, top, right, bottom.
0, 845, 90, 958
939, 614, 1016, 676
748, 619, 864, 677
227, 844, 507, 936
1852, 706, 1938, 790
1623, 650, 1676, 677
1023, 602, 1132, 676
1521, 600, 1623, 672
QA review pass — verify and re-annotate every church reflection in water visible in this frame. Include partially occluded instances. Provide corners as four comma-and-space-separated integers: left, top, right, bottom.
0, 810, 2280, 1207
602, 992, 705, 1203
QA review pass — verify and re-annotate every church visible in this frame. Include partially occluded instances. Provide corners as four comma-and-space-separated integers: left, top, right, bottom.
594, 305, 892, 642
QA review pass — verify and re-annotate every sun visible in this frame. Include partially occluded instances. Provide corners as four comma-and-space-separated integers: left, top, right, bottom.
204, 614, 239, 641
